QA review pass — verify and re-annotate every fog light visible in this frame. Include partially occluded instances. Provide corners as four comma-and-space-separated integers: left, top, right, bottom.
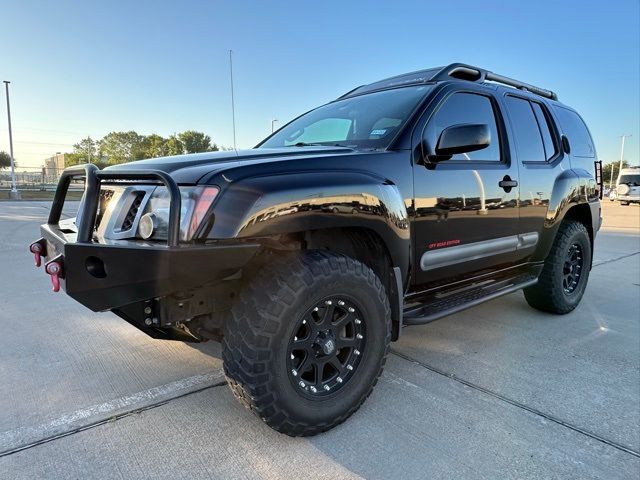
139, 213, 157, 239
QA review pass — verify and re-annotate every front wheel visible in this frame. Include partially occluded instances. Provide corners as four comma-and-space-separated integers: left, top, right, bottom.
222, 251, 391, 436
524, 220, 591, 314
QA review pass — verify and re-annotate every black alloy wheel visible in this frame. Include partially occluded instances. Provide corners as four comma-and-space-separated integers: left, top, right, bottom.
562, 243, 583, 294
222, 251, 391, 436
287, 296, 365, 397
524, 219, 591, 314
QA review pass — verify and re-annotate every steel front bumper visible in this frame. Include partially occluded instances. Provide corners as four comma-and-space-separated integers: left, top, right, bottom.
35, 224, 259, 312
30, 164, 260, 312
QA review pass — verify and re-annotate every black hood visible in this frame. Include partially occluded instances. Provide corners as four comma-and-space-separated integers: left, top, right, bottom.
104, 147, 353, 183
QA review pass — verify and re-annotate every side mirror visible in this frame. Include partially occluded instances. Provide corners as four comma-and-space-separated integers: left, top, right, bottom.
434, 123, 490, 157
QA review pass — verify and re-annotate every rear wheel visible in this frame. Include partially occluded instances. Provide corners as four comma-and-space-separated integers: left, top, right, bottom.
524, 220, 591, 314
222, 251, 391, 436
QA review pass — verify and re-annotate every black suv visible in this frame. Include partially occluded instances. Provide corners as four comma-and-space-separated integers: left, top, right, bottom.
31, 63, 602, 436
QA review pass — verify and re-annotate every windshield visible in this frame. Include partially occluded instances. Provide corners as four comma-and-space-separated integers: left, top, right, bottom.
619, 174, 640, 186
259, 85, 433, 150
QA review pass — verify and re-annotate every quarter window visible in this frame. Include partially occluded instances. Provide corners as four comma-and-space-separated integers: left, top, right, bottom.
428, 92, 501, 162
554, 107, 596, 158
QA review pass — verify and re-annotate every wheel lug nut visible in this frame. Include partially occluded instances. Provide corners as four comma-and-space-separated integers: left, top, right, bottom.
336, 377, 343, 383
347, 365, 353, 371
314, 307, 319, 311
356, 333, 363, 339
299, 381, 306, 388
355, 319, 361, 325
325, 300, 332, 305
292, 369, 298, 376
302, 319, 306, 324
348, 307, 355, 313
324, 385, 330, 391
310, 386, 317, 393
354, 349, 360, 356
290, 354, 295, 360
338, 300, 345, 306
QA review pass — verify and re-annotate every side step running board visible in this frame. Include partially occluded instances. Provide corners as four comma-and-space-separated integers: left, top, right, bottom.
403, 273, 538, 326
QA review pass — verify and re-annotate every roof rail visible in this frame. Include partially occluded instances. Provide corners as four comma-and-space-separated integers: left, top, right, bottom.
430, 63, 558, 101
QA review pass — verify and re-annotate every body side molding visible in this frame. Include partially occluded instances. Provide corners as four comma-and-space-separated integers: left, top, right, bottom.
420, 232, 539, 271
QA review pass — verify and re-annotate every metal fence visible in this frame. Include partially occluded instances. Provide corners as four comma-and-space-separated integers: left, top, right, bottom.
0, 166, 84, 191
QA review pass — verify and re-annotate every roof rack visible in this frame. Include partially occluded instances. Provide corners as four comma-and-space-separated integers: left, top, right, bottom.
431, 63, 558, 100
339, 63, 558, 101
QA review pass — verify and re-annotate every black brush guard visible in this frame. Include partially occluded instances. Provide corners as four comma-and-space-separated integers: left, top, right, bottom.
32, 164, 260, 313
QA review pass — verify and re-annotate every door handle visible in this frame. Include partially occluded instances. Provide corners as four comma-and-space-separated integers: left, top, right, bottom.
499, 175, 518, 192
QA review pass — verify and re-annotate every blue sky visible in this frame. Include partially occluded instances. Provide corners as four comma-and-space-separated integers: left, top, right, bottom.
1, 0, 638, 168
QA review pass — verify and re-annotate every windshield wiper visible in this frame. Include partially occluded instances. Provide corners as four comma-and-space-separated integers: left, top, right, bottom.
286, 142, 324, 147
286, 142, 353, 148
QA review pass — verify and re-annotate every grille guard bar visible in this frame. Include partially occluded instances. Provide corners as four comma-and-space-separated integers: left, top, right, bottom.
49, 164, 183, 246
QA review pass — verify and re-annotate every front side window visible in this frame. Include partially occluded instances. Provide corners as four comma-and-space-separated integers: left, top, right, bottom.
426, 92, 501, 161
259, 85, 433, 150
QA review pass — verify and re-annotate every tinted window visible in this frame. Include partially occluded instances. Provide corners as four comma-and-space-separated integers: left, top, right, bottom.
260, 85, 432, 150
531, 102, 557, 160
291, 118, 352, 144
619, 174, 640, 186
504, 96, 545, 162
554, 107, 595, 158
428, 92, 500, 161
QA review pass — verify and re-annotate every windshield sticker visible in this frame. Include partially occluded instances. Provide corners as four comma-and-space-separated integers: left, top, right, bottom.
370, 129, 386, 136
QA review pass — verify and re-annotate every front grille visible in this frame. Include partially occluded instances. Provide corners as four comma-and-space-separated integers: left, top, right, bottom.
121, 192, 145, 231
96, 189, 115, 229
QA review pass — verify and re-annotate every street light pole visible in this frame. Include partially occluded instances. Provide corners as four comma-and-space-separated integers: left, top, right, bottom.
3, 80, 20, 199
271, 118, 278, 133
229, 50, 237, 151
617, 134, 632, 180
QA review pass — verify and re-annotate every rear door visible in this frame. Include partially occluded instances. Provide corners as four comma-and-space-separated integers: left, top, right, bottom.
502, 93, 566, 262
411, 86, 520, 288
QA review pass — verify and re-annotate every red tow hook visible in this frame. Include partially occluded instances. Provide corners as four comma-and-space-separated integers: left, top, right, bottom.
45, 256, 64, 292
29, 239, 47, 267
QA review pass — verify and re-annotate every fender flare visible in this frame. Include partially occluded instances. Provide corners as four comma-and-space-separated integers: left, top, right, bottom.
532, 168, 599, 262
207, 170, 411, 280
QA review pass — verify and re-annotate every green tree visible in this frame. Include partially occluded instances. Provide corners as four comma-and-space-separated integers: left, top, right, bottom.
98, 131, 146, 165
139, 134, 169, 158
603, 160, 630, 188
165, 135, 185, 156
178, 130, 215, 153
67, 136, 99, 165
0, 151, 13, 169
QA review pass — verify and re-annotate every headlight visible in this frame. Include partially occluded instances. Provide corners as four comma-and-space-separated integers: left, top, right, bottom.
139, 185, 219, 241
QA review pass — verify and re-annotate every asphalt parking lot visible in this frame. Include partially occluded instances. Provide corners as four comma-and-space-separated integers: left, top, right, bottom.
0, 200, 638, 479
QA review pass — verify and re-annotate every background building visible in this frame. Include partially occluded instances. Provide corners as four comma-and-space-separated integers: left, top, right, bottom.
43, 153, 65, 176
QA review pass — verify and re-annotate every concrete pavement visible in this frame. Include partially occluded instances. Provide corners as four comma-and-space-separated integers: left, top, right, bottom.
0, 201, 638, 479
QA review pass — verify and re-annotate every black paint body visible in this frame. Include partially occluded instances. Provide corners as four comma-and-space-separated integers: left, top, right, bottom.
35, 64, 601, 340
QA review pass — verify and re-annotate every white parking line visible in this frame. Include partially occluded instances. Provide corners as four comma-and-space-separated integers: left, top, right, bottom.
0, 371, 225, 455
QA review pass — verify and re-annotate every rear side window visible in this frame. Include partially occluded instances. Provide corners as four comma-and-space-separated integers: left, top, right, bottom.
504, 96, 546, 162
531, 102, 557, 160
554, 107, 595, 158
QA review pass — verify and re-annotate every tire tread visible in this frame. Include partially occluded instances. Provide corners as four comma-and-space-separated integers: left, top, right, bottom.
222, 250, 391, 436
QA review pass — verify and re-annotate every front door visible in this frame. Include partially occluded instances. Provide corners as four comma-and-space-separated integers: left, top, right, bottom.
412, 88, 521, 288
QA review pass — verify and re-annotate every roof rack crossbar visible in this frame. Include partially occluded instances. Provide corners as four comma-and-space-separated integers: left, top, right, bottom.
431, 63, 558, 100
